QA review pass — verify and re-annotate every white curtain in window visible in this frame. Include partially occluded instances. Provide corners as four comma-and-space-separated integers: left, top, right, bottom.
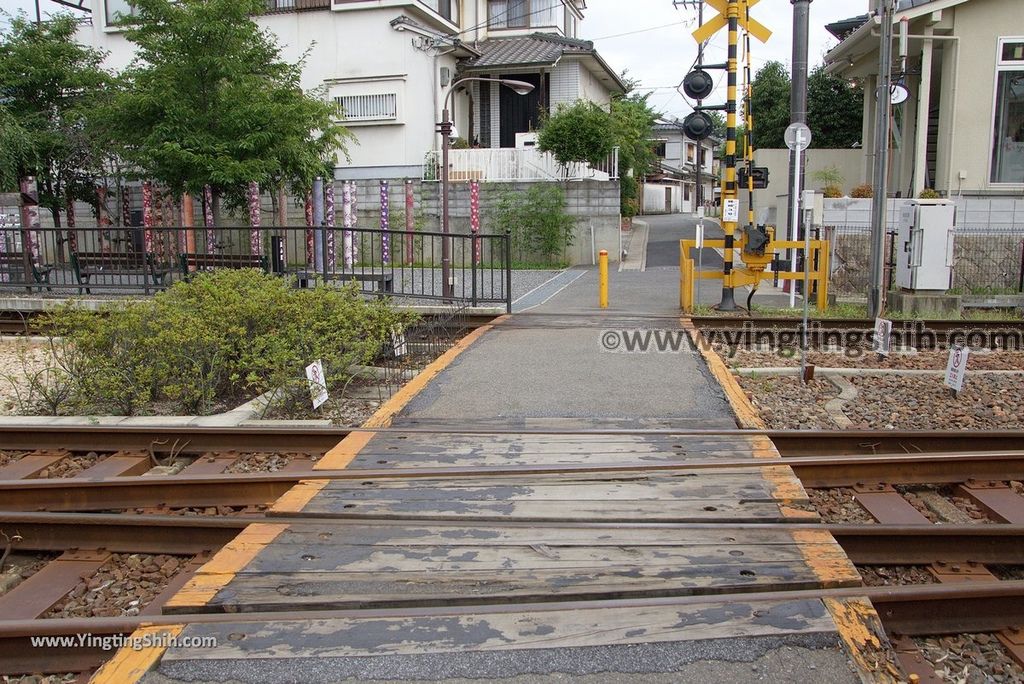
489, 0, 507, 28
105, 0, 134, 24
533, 0, 560, 27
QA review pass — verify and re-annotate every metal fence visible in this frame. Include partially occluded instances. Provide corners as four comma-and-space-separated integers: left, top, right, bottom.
423, 147, 620, 183
0, 224, 513, 310
825, 224, 1024, 296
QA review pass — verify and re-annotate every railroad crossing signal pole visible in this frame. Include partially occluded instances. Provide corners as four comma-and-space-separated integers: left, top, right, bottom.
719, 0, 740, 311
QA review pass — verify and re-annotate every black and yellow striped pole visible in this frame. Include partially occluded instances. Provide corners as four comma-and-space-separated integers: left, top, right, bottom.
719, 0, 740, 311
744, 1, 755, 230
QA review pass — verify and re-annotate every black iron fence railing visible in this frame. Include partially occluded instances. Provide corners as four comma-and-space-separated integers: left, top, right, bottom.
0, 224, 512, 311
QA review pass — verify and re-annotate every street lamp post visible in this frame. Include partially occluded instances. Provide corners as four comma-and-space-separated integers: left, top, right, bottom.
437, 77, 534, 300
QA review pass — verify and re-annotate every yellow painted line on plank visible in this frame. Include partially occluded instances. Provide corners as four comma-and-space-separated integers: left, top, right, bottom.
793, 529, 862, 588
823, 597, 904, 683
163, 523, 286, 612
90, 624, 185, 684
315, 430, 377, 471
682, 318, 766, 430
363, 314, 508, 429
269, 479, 330, 514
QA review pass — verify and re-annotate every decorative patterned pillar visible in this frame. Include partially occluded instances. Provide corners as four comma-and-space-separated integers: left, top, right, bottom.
379, 180, 390, 265
142, 181, 154, 253
312, 177, 324, 272
342, 181, 353, 269
325, 182, 336, 273
304, 190, 314, 268
65, 192, 78, 254
405, 179, 415, 266
182, 193, 195, 257
248, 181, 262, 256
203, 185, 216, 253
19, 177, 40, 266
470, 179, 481, 264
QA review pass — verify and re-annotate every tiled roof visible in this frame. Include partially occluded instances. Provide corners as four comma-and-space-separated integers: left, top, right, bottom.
464, 33, 596, 69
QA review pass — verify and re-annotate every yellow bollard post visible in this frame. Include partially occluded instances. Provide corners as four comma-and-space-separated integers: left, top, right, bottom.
598, 249, 609, 309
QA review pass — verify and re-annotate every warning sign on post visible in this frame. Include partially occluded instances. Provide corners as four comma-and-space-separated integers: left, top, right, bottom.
305, 359, 329, 410
872, 318, 893, 357
944, 346, 969, 393
723, 199, 740, 223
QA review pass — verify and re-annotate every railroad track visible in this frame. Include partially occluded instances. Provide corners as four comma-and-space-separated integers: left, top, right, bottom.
4, 426, 1024, 679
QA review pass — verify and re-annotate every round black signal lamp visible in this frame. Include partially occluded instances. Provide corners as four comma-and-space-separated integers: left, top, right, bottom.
682, 111, 714, 141
682, 70, 715, 100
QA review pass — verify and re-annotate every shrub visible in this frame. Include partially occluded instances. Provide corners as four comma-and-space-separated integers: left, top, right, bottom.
537, 100, 616, 168
850, 183, 874, 198
919, 188, 940, 199
41, 270, 415, 416
490, 184, 576, 263
822, 185, 843, 198
620, 174, 639, 218
812, 166, 845, 193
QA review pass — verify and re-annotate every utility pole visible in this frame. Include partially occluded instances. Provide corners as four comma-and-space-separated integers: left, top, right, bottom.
788, 0, 811, 305
868, 0, 895, 318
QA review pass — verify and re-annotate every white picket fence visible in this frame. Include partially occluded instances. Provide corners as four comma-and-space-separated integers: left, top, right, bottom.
423, 147, 619, 183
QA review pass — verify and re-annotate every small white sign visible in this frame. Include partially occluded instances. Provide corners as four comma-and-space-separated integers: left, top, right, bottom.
873, 318, 893, 357
723, 199, 740, 223
696, 206, 705, 219
391, 326, 407, 358
305, 359, 329, 410
944, 345, 970, 393
695, 222, 705, 249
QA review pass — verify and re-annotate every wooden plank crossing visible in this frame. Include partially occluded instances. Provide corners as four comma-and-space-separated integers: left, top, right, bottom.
160, 598, 838, 663
345, 432, 777, 469
165, 522, 857, 614
281, 467, 810, 523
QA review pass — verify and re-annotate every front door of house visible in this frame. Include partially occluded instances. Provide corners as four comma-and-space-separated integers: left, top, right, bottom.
499, 73, 545, 149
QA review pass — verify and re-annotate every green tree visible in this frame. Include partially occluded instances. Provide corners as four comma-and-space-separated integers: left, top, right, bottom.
0, 14, 110, 222
537, 100, 616, 168
0, 105, 32, 191
749, 61, 790, 149
611, 92, 658, 180
101, 0, 354, 205
807, 66, 863, 148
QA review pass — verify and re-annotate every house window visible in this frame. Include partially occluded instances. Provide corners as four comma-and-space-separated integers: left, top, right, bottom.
686, 143, 696, 164
652, 141, 667, 158
991, 38, 1024, 184
105, 0, 136, 25
336, 93, 399, 122
421, 0, 459, 22
489, 0, 562, 30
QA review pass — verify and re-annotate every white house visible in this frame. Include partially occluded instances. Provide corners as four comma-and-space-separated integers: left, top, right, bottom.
77, 0, 625, 181
642, 118, 717, 215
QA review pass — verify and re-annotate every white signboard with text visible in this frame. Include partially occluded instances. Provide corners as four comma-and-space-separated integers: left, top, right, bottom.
944, 346, 969, 393
723, 199, 740, 223
873, 318, 893, 357
305, 359, 329, 410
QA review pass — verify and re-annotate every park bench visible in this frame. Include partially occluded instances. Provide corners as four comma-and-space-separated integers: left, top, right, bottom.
0, 251, 54, 291
179, 253, 269, 279
71, 251, 172, 295
296, 271, 394, 294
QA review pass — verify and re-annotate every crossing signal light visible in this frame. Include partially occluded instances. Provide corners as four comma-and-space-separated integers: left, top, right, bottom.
682, 111, 714, 141
738, 166, 770, 190
682, 70, 714, 100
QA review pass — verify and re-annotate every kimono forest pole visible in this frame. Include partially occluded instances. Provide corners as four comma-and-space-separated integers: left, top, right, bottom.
182, 193, 195, 259
119, 186, 131, 253
97, 186, 111, 254
142, 181, 154, 253
405, 179, 414, 266
304, 190, 314, 268
379, 180, 389, 265
18, 177, 41, 272
248, 181, 262, 256
342, 181, 353, 269
312, 177, 325, 273
350, 181, 359, 265
470, 179, 481, 265
325, 182, 336, 273
203, 185, 216, 253
65, 191, 77, 257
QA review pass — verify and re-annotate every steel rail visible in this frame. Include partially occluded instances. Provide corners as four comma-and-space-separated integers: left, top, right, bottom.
0, 424, 349, 454
6, 511, 1024, 565
3, 451, 1024, 510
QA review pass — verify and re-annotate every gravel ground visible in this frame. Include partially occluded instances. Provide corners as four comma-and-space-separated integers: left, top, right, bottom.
988, 565, 1024, 581
807, 488, 875, 524
224, 452, 319, 474
858, 565, 938, 586
721, 347, 1024, 371
0, 341, 54, 416
2, 675, 77, 684
43, 553, 187, 619
0, 553, 52, 596
37, 451, 103, 478
915, 633, 1024, 683
740, 373, 1024, 430
740, 376, 842, 429
0, 450, 27, 468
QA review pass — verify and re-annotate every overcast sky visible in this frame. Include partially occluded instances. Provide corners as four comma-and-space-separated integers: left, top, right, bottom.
1, 0, 861, 119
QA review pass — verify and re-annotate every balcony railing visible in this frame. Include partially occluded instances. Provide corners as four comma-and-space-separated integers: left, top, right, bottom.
264, 0, 330, 14
423, 147, 620, 183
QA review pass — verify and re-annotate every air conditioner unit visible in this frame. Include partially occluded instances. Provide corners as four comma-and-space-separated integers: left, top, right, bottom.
895, 199, 956, 292
515, 132, 538, 149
